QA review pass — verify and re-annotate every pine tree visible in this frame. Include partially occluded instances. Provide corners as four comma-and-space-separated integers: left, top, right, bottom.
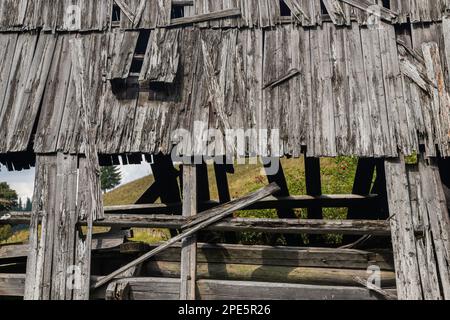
25, 197, 32, 212
16, 198, 23, 211
0, 182, 18, 241
100, 166, 122, 193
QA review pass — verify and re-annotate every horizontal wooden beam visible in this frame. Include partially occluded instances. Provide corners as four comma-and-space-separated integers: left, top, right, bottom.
2, 212, 392, 236
0, 275, 396, 300
1, 241, 394, 271
97, 278, 397, 300
143, 260, 396, 287
106, 194, 379, 215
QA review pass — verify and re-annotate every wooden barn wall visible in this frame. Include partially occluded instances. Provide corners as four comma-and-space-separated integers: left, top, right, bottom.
0, 22, 440, 159
0, 0, 450, 32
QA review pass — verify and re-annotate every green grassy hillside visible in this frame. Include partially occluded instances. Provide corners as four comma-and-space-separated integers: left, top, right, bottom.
3, 157, 359, 245
104, 157, 358, 245
105, 157, 358, 206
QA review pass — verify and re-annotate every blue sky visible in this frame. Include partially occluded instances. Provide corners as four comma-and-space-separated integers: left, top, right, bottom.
0, 163, 152, 202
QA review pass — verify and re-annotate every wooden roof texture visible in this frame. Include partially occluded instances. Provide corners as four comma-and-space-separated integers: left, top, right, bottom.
0, 0, 449, 31
0, 0, 449, 169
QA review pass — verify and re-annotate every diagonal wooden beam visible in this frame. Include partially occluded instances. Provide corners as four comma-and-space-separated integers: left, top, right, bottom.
264, 158, 302, 246
91, 183, 280, 290
113, 0, 135, 22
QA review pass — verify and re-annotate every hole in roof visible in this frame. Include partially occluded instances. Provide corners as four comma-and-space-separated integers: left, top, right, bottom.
320, 1, 329, 15
112, 4, 121, 22
171, 5, 185, 19
279, 0, 292, 17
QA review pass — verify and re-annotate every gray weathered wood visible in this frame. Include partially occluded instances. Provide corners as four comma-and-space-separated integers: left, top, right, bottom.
180, 164, 198, 300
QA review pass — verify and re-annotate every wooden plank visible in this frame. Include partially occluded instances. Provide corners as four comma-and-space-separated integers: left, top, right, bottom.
385, 157, 423, 300
142, 243, 395, 271
169, 8, 241, 26
107, 30, 140, 80
139, 28, 180, 84
338, 0, 397, 22
24, 155, 58, 300
406, 162, 442, 300
322, 0, 349, 25
145, 261, 396, 287
0, 273, 25, 297
422, 42, 450, 157
0, 241, 395, 272
417, 158, 450, 299
50, 153, 78, 300
2, 212, 394, 237
92, 183, 280, 290
443, 16, 450, 89
70, 34, 106, 300
96, 278, 395, 300
180, 164, 198, 300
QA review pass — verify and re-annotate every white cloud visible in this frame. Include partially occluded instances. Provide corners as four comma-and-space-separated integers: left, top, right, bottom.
0, 166, 35, 202
0, 161, 153, 202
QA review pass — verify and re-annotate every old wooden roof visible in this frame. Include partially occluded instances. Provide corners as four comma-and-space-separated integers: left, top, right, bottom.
0, 0, 449, 170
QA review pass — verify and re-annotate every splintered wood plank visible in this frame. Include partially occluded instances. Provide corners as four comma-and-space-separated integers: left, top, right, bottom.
385, 158, 423, 300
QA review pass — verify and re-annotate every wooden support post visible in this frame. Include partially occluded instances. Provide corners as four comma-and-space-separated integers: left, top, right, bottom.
214, 160, 237, 243
25, 153, 80, 300
135, 182, 160, 205
151, 154, 182, 207
304, 157, 323, 245
264, 158, 302, 246
344, 158, 377, 244
180, 164, 198, 300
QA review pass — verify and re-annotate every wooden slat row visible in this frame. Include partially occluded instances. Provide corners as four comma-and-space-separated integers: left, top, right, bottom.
0, 0, 112, 32
0, 32, 56, 154
1, 22, 449, 159
24, 23, 449, 158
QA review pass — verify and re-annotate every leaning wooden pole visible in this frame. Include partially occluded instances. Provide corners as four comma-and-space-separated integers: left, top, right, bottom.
91, 183, 280, 290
